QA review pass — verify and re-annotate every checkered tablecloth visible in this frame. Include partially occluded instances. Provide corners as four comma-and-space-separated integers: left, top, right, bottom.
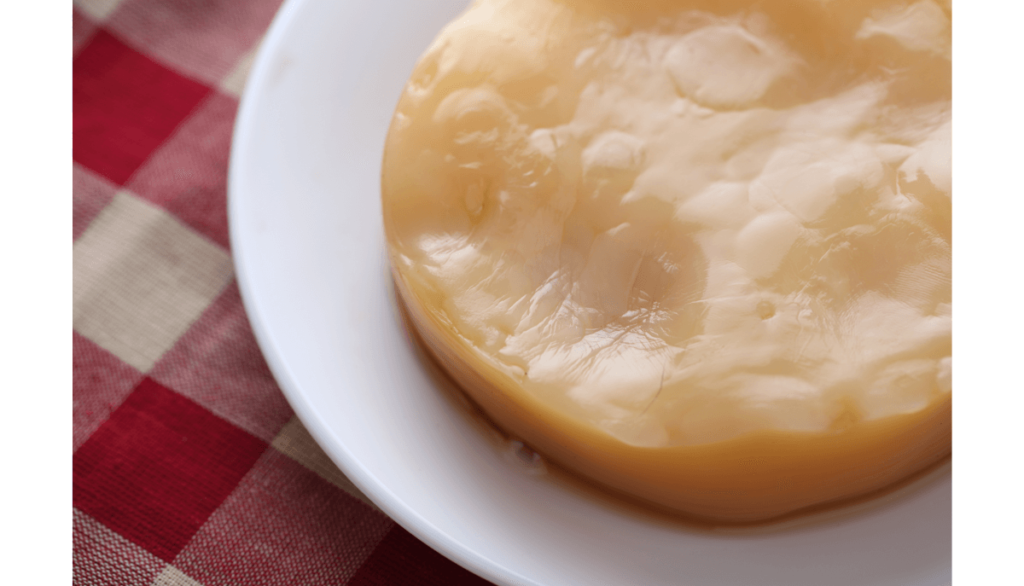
72, 1, 493, 584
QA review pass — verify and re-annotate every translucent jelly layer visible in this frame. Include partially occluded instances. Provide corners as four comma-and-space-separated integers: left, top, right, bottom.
382, 0, 951, 522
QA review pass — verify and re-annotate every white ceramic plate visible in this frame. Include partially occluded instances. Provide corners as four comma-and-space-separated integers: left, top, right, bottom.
228, 1, 952, 584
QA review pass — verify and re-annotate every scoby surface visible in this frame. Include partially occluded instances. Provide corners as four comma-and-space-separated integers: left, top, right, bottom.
383, 0, 951, 448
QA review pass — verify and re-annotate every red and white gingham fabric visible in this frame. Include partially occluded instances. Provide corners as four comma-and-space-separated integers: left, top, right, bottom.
72, 1, 494, 583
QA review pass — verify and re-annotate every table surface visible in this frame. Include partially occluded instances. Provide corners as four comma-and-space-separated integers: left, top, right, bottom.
72, 1, 493, 583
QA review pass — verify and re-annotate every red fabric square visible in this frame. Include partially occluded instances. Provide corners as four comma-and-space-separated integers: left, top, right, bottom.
73, 331, 144, 451
151, 281, 293, 441
127, 91, 238, 249
73, 163, 119, 241
173, 449, 393, 586
74, 29, 211, 185
73, 378, 268, 562
107, 0, 284, 86
347, 527, 496, 586
73, 9, 99, 56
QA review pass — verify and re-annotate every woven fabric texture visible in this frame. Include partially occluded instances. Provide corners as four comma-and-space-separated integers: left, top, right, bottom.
72, 1, 494, 584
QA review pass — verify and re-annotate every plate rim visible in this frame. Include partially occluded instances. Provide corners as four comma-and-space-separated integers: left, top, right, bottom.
226, 1, 529, 584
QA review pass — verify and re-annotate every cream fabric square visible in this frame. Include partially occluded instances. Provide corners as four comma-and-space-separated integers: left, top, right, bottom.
219, 42, 260, 98
74, 0, 126, 21
152, 565, 205, 586
74, 508, 165, 585
74, 191, 234, 372
272, 417, 380, 511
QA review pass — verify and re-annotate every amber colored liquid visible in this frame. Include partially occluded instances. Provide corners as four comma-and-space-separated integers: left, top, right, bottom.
392, 278, 949, 532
